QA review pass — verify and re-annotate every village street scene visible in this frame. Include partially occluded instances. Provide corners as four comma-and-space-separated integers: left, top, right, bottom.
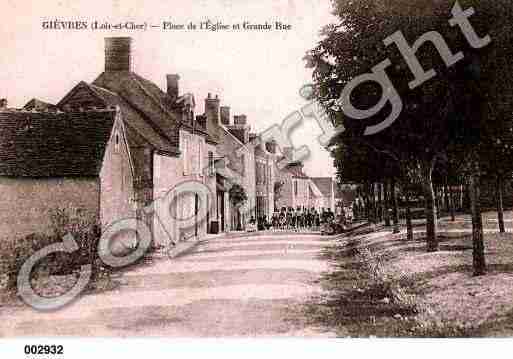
1, 0, 513, 341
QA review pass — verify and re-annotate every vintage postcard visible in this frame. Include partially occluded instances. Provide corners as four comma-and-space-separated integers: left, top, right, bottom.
1, 0, 512, 357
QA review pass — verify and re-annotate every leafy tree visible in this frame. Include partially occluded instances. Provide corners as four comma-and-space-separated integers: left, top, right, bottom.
307, 0, 513, 275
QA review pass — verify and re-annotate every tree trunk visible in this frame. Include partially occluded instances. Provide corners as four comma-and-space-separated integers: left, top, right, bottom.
422, 162, 438, 252
449, 184, 456, 222
384, 181, 391, 227
435, 186, 440, 219
463, 183, 471, 213
443, 178, 451, 213
370, 182, 376, 224
437, 186, 443, 218
365, 183, 372, 223
470, 160, 486, 276
391, 178, 400, 233
496, 175, 505, 233
377, 183, 383, 222
405, 190, 414, 241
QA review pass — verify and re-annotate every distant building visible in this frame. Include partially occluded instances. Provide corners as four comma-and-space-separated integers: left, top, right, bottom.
254, 138, 276, 221
275, 152, 314, 210
216, 108, 255, 231
310, 177, 336, 212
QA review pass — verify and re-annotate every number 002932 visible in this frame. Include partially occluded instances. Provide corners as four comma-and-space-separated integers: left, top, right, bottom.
24, 344, 64, 355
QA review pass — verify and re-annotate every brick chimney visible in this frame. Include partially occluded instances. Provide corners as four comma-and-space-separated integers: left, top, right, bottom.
205, 93, 220, 141
228, 114, 250, 144
105, 37, 132, 72
166, 74, 180, 100
233, 115, 247, 126
220, 106, 230, 125
0, 98, 7, 110
205, 93, 220, 122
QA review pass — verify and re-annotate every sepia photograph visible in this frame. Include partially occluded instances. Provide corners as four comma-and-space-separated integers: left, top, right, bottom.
1, 0, 513, 357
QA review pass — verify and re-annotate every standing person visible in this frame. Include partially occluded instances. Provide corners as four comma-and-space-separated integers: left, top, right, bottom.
279, 208, 286, 231
314, 209, 320, 231
328, 208, 335, 223
291, 207, 297, 232
296, 207, 303, 231
286, 207, 293, 231
320, 208, 329, 234
272, 211, 278, 231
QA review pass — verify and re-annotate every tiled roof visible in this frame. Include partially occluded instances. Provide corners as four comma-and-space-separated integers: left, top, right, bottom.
0, 110, 115, 177
23, 98, 58, 112
59, 81, 179, 156
89, 83, 180, 155
93, 71, 181, 149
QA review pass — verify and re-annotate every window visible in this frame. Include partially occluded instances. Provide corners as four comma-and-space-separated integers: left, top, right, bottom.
294, 180, 298, 196
208, 151, 214, 176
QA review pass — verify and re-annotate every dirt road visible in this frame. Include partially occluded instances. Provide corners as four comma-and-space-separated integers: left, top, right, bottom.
0, 232, 338, 337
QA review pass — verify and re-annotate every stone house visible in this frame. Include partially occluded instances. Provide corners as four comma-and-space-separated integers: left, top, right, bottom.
0, 109, 132, 241
1, 35, 281, 241
254, 139, 276, 221
310, 177, 336, 212
58, 37, 219, 245
275, 157, 314, 210
216, 109, 256, 230
215, 109, 278, 227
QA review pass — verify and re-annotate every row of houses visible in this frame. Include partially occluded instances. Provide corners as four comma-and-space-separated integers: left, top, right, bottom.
0, 37, 342, 246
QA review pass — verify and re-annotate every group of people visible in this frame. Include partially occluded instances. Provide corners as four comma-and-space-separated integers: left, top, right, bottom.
247, 207, 339, 232
266, 207, 335, 232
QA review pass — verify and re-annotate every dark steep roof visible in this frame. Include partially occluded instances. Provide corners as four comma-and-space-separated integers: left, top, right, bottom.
23, 98, 58, 112
0, 110, 116, 177
58, 81, 179, 156
93, 71, 180, 149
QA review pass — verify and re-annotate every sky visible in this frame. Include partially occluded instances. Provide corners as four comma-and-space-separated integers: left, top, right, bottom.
1, 0, 337, 177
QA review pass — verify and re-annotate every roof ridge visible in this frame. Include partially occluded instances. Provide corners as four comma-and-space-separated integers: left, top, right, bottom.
116, 91, 179, 152
220, 123, 249, 150
89, 83, 119, 97
130, 73, 180, 124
